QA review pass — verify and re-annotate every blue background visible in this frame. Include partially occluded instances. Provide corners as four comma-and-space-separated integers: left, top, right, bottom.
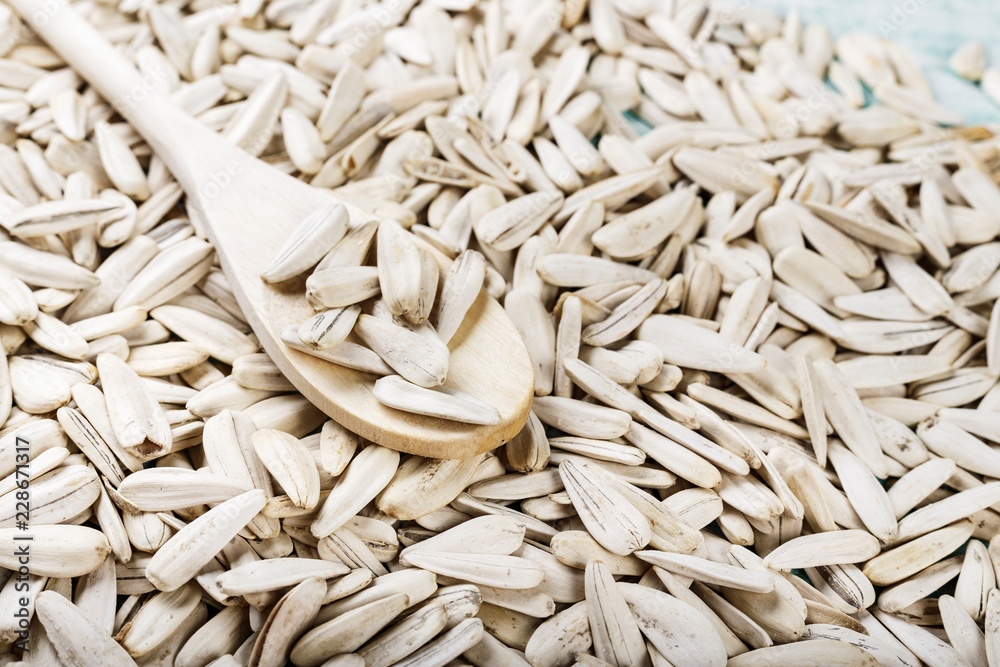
750, 0, 1000, 124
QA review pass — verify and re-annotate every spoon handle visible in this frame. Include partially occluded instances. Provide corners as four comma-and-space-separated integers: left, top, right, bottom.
9, 0, 247, 197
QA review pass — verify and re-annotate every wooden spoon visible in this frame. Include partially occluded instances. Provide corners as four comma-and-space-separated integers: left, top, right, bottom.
12, 0, 534, 458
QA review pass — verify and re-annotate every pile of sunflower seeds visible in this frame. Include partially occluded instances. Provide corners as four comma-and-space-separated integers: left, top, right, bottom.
3, 0, 1000, 664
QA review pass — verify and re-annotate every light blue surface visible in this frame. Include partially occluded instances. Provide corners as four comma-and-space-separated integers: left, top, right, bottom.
749, 0, 1000, 125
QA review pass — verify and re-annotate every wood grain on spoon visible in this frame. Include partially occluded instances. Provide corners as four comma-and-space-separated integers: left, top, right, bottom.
10, 0, 534, 458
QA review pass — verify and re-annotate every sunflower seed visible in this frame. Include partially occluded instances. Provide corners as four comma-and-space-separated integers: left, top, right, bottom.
261, 203, 349, 283
145, 490, 267, 591
354, 314, 449, 388
290, 594, 410, 667
763, 531, 881, 570
372, 375, 501, 425
252, 428, 321, 510
620, 582, 728, 667
97, 353, 172, 460
865, 520, 976, 586
357, 601, 450, 667
559, 459, 651, 556
312, 444, 399, 538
